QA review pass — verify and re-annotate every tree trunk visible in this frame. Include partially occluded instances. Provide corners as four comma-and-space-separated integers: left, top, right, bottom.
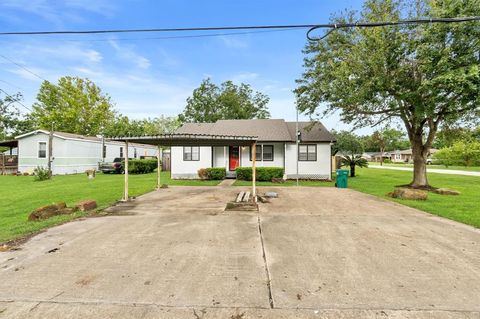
350, 164, 355, 177
410, 137, 429, 188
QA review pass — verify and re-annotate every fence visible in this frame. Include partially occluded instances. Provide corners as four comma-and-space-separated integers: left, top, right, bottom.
0, 154, 18, 175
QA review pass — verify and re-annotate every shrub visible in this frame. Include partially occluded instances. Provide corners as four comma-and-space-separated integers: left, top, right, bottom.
433, 141, 480, 167
206, 167, 226, 180
33, 166, 51, 181
127, 159, 158, 174
197, 168, 209, 180
383, 159, 393, 164
235, 167, 284, 181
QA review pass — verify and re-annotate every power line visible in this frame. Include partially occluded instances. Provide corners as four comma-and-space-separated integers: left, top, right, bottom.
0, 17, 478, 37
49, 28, 301, 43
0, 54, 47, 81
0, 79, 22, 91
0, 88, 32, 112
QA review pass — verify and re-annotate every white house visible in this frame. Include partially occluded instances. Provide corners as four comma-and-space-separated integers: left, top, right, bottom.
171, 119, 336, 180
14, 130, 159, 175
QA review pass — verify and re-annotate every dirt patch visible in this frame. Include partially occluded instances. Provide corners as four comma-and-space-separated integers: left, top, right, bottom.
75, 275, 96, 287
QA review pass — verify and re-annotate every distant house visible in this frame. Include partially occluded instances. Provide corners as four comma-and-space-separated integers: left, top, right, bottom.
171, 119, 336, 180
5, 130, 158, 175
389, 148, 438, 163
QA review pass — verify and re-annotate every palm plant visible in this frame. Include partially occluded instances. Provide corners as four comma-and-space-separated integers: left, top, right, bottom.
341, 155, 368, 177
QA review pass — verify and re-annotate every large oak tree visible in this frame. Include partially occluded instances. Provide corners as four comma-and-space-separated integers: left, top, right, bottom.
178, 78, 270, 123
31, 76, 116, 136
295, 0, 480, 188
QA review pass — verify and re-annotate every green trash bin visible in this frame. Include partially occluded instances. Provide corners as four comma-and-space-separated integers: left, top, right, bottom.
336, 169, 349, 188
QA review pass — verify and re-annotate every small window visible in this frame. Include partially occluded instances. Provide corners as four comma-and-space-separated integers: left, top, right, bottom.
183, 146, 200, 161
120, 147, 124, 158
38, 142, 47, 158
102, 145, 107, 158
250, 145, 262, 161
299, 144, 316, 161
134, 148, 137, 159
262, 145, 274, 161
249, 144, 274, 161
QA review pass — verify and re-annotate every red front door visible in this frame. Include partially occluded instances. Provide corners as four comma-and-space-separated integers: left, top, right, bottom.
229, 146, 240, 171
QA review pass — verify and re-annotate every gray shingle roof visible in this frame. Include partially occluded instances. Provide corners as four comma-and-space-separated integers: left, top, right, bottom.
175, 119, 335, 142
286, 121, 336, 142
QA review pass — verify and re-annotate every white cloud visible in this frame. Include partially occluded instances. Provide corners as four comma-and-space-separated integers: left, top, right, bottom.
108, 40, 151, 70
0, 0, 116, 25
231, 71, 259, 83
218, 36, 250, 49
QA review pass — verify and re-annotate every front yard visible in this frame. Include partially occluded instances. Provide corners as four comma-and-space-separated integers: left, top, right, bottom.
0, 171, 219, 243
348, 168, 480, 228
1, 167, 478, 244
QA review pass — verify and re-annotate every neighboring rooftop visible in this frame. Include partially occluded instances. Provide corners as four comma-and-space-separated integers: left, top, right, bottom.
176, 119, 336, 142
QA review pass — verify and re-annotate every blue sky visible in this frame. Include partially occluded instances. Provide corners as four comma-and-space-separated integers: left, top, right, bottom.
0, 0, 366, 132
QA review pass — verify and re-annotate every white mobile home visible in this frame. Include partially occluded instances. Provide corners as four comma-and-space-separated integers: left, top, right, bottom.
171, 119, 336, 180
15, 130, 158, 175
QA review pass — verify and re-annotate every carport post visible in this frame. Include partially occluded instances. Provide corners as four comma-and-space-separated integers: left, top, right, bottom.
156, 145, 161, 190
252, 142, 257, 202
123, 141, 129, 201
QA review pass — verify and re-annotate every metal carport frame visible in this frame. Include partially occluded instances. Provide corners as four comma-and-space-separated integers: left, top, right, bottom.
111, 133, 259, 203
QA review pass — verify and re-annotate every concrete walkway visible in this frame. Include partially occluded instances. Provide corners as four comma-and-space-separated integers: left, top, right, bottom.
370, 164, 480, 177
1, 186, 479, 318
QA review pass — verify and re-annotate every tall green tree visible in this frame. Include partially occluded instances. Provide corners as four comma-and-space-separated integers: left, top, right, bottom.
369, 128, 409, 165
0, 92, 33, 141
105, 115, 180, 137
295, 0, 480, 188
333, 131, 368, 177
30, 77, 116, 136
178, 78, 270, 123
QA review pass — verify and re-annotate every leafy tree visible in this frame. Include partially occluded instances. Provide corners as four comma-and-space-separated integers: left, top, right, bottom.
433, 140, 480, 167
369, 128, 409, 165
433, 126, 480, 149
332, 130, 364, 156
178, 78, 270, 123
105, 115, 180, 137
295, 0, 480, 188
30, 77, 116, 136
0, 92, 34, 141
333, 131, 367, 177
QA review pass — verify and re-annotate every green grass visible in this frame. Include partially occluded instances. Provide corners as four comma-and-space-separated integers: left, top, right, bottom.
368, 162, 480, 172
0, 171, 219, 243
348, 167, 480, 228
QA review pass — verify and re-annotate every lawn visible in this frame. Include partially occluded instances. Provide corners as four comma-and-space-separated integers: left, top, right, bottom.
0, 171, 219, 243
368, 162, 480, 172
349, 168, 480, 228
234, 168, 479, 228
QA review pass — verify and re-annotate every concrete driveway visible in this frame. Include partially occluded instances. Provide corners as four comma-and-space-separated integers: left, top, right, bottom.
1, 186, 479, 318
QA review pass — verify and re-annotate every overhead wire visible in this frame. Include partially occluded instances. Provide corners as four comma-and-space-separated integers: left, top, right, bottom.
0, 88, 32, 112
0, 16, 477, 38
0, 54, 47, 81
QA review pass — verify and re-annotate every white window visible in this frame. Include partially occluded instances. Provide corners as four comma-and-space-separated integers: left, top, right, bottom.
38, 142, 47, 158
183, 146, 200, 161
299, 144, 316, 161
120, 147, 124, 158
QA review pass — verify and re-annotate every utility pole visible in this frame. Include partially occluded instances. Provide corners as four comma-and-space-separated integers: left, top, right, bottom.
48, 122, 54, 176
296, 105, 299, 187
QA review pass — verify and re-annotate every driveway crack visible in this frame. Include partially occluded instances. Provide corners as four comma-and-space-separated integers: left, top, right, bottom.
257, 214, 274, 309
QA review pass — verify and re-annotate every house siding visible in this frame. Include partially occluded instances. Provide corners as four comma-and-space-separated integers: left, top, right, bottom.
17, 131, 158, 175
171, 142, 332, 180
284, 142, 332, 180
171, 146, 212, 179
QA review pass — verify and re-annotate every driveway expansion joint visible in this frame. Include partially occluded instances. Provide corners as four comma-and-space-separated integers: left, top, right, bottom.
257, 214, 275, 309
